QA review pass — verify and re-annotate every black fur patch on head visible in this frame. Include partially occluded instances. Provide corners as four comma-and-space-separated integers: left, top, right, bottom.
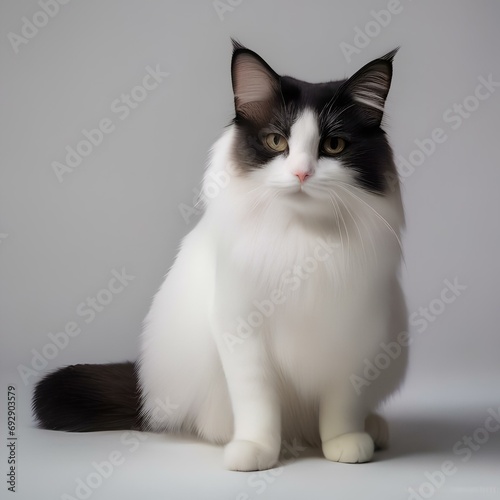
229, 43, 398, 194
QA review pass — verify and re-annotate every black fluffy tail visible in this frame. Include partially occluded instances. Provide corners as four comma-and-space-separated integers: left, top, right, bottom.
32, 362, 143, 432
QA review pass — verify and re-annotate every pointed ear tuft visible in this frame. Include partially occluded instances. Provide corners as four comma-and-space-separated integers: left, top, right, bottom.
342, 49, 398, 126
380, 47, 399, 63
231, 46, 280, 122
231, 38, 245, 52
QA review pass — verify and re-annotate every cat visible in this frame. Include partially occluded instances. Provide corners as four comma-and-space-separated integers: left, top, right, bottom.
33, 41, 408, 471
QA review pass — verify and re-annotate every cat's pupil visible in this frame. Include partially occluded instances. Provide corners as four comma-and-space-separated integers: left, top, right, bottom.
329, 138, 338, 149
273, 135, 280, 146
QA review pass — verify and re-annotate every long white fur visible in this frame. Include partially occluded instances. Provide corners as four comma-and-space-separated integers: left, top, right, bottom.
138, 109, 407, 470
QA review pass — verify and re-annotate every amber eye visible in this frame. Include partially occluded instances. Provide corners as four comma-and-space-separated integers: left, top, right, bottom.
265, 133, 288, 153
322, 137, 346, 155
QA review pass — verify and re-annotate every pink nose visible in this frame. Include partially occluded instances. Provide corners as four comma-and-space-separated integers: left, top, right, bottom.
295, 172, 311, 184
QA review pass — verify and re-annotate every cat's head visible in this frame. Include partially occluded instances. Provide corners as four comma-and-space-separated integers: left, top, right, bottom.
228, 41, 399, 213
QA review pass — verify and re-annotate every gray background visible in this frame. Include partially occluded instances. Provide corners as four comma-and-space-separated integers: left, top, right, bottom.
1, 1, 499, 499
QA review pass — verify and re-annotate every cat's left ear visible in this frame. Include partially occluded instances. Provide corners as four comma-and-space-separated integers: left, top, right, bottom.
341, 48, 398, 126
231, 40, 281, 122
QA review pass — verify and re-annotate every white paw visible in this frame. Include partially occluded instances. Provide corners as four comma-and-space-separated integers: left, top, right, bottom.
365, 413, 389, 450
224, 439, 279, 471
322, 432, 374, 463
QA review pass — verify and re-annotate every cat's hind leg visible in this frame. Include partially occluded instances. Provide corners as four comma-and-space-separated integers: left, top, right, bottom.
365, 412, 389, 450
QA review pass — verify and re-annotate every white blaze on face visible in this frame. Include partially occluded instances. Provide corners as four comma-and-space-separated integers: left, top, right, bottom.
286, 109, 320, 181
248, 107, 353, 197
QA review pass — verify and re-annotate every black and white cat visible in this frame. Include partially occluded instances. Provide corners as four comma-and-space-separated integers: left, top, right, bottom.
34, 42, 408, 471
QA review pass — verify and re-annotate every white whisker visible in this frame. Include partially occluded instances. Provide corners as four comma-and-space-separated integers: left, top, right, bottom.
334, 189, 369, 266
335, 182, 404, 260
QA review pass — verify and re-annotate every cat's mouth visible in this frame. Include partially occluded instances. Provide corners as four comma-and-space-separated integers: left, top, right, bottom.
287, 184, 309, 196
267, 180, 331, 202
290, 182, 337, 204
285, 184, 319, 201
294, 181, 321, 197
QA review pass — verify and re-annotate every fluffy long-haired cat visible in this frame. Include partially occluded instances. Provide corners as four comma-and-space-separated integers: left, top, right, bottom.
33, 41, 408, 471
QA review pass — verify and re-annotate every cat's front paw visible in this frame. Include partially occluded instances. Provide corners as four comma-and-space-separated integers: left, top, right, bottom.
322, 432, 374, 463
224, 439, 279, 471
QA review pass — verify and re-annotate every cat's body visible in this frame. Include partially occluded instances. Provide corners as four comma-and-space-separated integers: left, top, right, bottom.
33, 43, 408, 471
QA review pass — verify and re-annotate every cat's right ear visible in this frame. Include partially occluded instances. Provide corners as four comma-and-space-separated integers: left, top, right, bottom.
339, 48, 398, 127
231, 41, 281, 122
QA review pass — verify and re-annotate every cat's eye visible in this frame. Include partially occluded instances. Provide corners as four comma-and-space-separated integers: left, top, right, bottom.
264, 133, 288, 153
322, 137, 346, 155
